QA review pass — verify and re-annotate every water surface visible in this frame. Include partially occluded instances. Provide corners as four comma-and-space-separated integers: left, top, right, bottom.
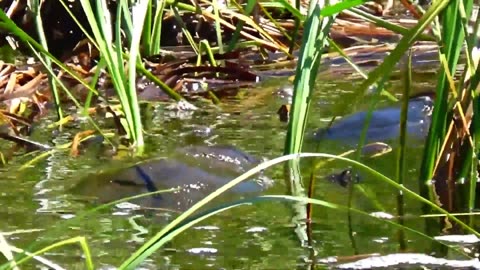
1, 59, 475, 269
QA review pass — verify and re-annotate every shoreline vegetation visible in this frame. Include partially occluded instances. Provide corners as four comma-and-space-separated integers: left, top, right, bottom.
1, 0, 480, 269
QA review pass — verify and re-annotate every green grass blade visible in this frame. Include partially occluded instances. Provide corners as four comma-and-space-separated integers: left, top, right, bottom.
198, 40, 221, 104
119, 151, 479, 269
284, 0, 336, 155
28, 0, 63, 121
127, 0, 149, 148
355, 0, 449, 98
133, 195, 467, 260
281, 1, 337, 247
141, 0, 153, 54
171, 6, 199, 53
83, 58, 107, 116
11, 237, 94, 270
211, 0, 224, 54
349, 7, 435, 41
419, 0, 473, 205
113, 1, 135, 141
396, 49, 413, 250
226, 0, 256, 52
79, 0, 145, 146
149, 0, 166, 55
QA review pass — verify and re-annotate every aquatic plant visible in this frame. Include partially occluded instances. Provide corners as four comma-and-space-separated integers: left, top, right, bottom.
76, 0, 148, 148
1, 0, 480, 269
419, 0, 479, 217
285, 0, 480, 263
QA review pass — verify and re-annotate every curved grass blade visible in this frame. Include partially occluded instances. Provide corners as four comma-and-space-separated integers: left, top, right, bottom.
171, 6, 199, 53
419, 0, 473, 209
83, 58, 107, 115
355, 0, 449, 99
1, 187, 179, 270
226, 0, 257, 52
328, 38, 398, 101
119, 152, 479, 269
349, 7, 435, 41
2, 237, 94, 270
151, 195, 469, 259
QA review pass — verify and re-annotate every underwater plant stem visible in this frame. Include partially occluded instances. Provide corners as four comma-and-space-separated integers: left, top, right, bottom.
396, 49, 413, 251
419, 0, 469, 210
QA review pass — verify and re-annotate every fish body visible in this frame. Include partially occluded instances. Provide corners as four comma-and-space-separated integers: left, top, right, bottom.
316, 95, 433, 144
73, 145, 271, 211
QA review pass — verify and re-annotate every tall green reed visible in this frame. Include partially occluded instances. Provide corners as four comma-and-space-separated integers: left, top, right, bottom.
283, 0, 336, 156
465, 8, 480, 222
79, 0, 146, 148
396, 49, 413, 250
28, 0, 63, 121
419, 0, 477, 215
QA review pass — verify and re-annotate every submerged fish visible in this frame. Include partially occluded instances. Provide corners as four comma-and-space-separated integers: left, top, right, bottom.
317, 94, 434, 187
72, 145, 272, 211
315, 95, 434, 144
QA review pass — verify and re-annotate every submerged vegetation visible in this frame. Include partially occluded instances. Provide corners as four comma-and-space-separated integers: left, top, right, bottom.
0, 0, 480, 269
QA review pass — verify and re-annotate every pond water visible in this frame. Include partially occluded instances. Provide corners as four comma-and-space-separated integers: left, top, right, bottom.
0, 57, 477, 269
